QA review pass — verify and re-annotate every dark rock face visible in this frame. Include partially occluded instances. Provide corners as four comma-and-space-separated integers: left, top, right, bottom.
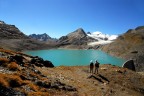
59, 36, 68, 41
58, 28, 97, 46
43, 60, 54, 68
122, 60, 136, 71
30, 56, 54, 67
0, 86, 25, 96
9, 55, 24, 65
87, 32, 91, 35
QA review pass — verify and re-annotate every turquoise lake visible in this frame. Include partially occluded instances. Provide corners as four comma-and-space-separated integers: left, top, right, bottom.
24, 49, 125, 66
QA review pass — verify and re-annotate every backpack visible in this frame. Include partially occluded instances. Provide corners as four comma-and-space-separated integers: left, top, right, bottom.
95, 62, 99, 67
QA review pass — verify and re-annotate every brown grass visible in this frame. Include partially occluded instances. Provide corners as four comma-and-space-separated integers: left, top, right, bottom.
23, 63, 29, 67
0, 73, 24, 88
28, 83, 40, 91
27, 92, 50, 96
0, 49, 16, 55
123, 33, 144, 45
8, 62, 21, 71
0, 75, 9, 87
29, 71, 41, 79
29, 72, 37, 77
9, 75, 24, 87
0, 58, 9, 66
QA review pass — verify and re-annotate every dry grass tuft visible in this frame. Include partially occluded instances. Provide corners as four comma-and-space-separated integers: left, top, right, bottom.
0, 73, 24, 88
0, 74, 9, 87
28, 83, 40, 91
29, 72, 37, 77
0, 49, 16, 55
0, 58, 9, 66
27, 92, 50, 96
29, 71, 41, 79
8, 62, 21, 71
9, 75, 24, 87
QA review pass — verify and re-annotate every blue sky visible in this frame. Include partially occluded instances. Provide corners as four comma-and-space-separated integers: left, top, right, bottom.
0, 0, 144, 38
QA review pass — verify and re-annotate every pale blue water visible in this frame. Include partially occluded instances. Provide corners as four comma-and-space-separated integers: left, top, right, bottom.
24, 49, 125, 66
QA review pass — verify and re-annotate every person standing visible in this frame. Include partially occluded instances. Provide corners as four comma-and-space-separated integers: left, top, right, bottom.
94, 60, 100, 74
90, 60, 94, 74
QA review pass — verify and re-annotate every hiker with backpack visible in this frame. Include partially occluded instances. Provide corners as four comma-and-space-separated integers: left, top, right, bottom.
94, 60, 100, 74
89, 60, 94, 74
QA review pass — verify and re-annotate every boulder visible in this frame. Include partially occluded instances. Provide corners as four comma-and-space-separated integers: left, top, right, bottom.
43, 60, 54, 68
122, 60, 136, 71
30, 56, 44, 67
9, 55, 24, 65
30, 56, 54, 67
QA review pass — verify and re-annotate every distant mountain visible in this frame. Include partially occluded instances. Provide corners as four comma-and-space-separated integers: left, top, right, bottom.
0, 20, 56, 51
58, 28, 97, 47
102, 26, 144, 71
87, 31, 118, 41
29, 33, 57, 41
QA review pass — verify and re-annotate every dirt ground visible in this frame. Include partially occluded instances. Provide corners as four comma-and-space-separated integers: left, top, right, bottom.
37, 64, 144, 96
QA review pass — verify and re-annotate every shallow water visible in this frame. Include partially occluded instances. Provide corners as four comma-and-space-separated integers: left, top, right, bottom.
24, 49, 125, 66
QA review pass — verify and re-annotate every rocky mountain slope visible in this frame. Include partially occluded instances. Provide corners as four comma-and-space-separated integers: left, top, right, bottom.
58, 28, 97, 49
0, 48, 144, 96
0, 21, 28, 39
102, 26, 144, 72
0, 21, 56, 51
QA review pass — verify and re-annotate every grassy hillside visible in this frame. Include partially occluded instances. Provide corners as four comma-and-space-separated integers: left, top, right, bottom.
102, 26, 144, 71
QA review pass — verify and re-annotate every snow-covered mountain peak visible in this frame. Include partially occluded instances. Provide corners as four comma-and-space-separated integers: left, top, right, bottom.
87, 31, 118, 41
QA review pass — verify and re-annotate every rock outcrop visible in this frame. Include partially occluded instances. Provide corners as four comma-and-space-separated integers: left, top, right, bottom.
122, 60, 136, 71
30, 56, 54, 67
102, 26, 144, 71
